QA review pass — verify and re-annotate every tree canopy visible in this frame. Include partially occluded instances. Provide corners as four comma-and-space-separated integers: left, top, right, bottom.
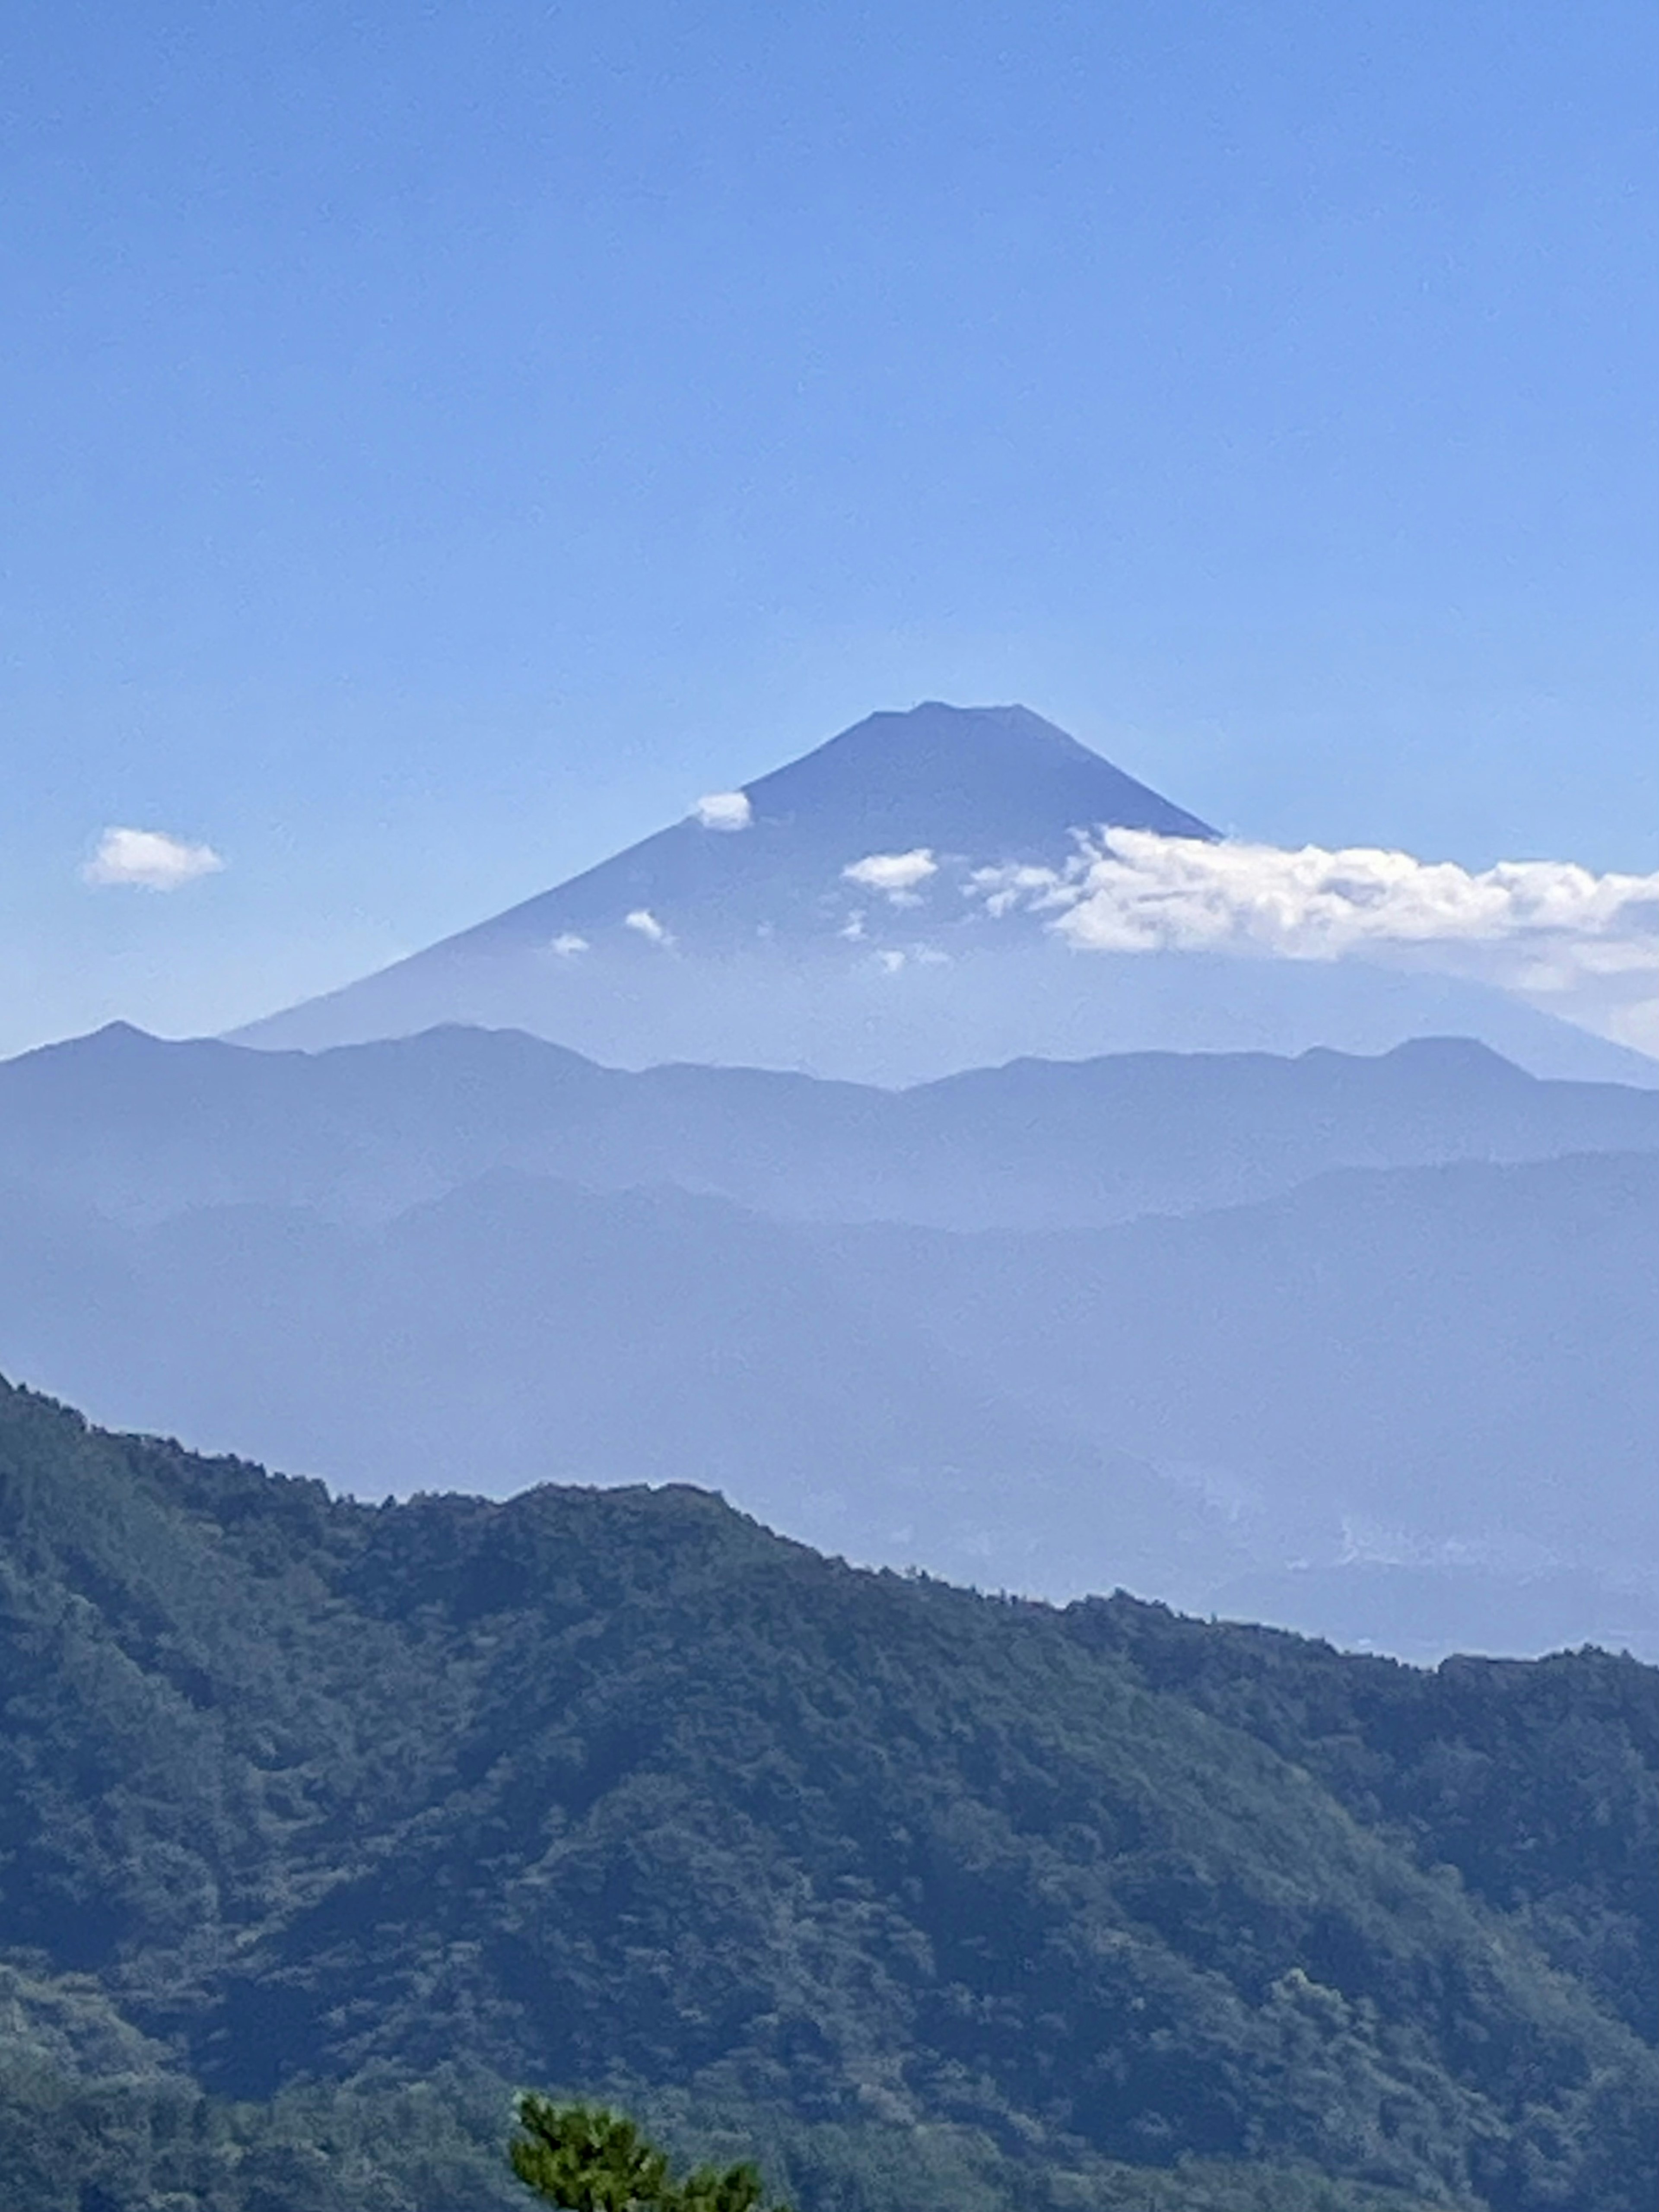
511, 2098, 788, 2212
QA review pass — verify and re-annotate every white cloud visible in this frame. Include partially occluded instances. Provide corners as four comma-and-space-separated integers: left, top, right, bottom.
82, 827, 225, 890
969, 862, 1070, 919
875, 949, 907, 973
548, 932, 589, 957
972, 828, 1659, 1054
693, 790, 753, 831
1052, 830, 1659, 959
624, 907, 672, 946
842, 849, 938, 905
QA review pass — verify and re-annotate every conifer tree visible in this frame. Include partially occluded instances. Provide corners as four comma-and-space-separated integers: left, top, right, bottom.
509, 2095, 790, 2212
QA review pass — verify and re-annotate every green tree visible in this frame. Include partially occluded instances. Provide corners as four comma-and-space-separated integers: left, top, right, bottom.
510, 2096, 790, 2212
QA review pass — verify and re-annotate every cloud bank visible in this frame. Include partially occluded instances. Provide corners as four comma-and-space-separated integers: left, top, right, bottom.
973, 829, 1659, 1052
82, 828, 225, 890
1053, 831, 1659, 962
694, 790, 753, 831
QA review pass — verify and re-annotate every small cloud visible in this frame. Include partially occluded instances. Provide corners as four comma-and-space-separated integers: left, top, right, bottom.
968, 861, 1070, 918
839, 912, 867, 942
624, 908, 672, 946
843, 849, 938, 904
875, 948, 907, 973
82, 827, 225, 891
693, 790, 753, 831
548, 932, 589, 957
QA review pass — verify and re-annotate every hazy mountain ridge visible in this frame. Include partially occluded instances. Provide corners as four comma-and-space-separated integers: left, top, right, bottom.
819, 1148, 1659, 1564
6, 1020, 1659, 1231
0, 1170, 1196, 1600
5, 1020, 1659, 1656
0, 1377, 1653, 2211
3, 1139, 1658, 1658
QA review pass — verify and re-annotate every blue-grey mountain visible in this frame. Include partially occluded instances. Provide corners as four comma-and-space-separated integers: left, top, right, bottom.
233, 703, 1654, 1082
8, 1021, 1658, 1232
5, 1021, 1659, 1658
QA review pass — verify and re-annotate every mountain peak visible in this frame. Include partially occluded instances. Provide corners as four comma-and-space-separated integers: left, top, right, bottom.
435, 700, 1216, 961
741, 701, 1216, 854
17, 1020, 163, 1066
230, 705, 1652, 1092
231, 699, 1227, 1053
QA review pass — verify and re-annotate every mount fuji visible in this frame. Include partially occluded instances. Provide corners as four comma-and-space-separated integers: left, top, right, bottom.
238, 702, 1651, 1083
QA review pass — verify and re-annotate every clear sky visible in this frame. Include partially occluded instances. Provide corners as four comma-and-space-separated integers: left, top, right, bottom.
3, 0, 1657, 1049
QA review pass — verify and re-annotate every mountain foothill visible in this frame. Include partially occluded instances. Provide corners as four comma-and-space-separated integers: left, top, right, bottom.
0, 1377, 1653, 2212
2, 702, 1656, 2210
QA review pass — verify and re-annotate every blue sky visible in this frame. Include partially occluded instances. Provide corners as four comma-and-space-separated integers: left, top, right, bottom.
3, 0, 1657, 1049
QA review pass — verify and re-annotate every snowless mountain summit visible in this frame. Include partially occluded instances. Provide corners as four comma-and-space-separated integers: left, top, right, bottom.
236, 701, 1653, 1084
248, 701, 1208, 988
238, 701, 1217, 1056
447, 698, 1219, 955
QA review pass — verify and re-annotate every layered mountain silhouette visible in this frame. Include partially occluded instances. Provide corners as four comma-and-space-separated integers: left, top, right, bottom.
6, 1022, 1659, 1657
236, 702, 1653, 1082
7, 1019, 1659, 1229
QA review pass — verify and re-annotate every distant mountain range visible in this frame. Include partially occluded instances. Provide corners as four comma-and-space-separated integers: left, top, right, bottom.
4, 1021, 1658, 1658
233, 703, 1656, 1083
0, 1374, 1652, 2212
8, 1019, 1659, 1231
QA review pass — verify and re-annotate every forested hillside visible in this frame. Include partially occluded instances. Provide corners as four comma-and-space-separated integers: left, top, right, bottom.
0, 1377, 1653, 2211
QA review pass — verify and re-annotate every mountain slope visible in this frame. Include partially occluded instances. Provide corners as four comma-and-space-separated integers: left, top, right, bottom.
7, 1020, 1659, 1232
3, 1143, 1658, 1657
0, 1172, 1196, 1596
822, 1148, 1659, 1578
0, 1377, 1653, 2212
254, 703, 1217, 979
229, 704, 1652, 1082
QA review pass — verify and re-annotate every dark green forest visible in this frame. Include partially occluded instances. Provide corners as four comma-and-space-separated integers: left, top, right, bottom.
0, 1377, 1653, 2211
